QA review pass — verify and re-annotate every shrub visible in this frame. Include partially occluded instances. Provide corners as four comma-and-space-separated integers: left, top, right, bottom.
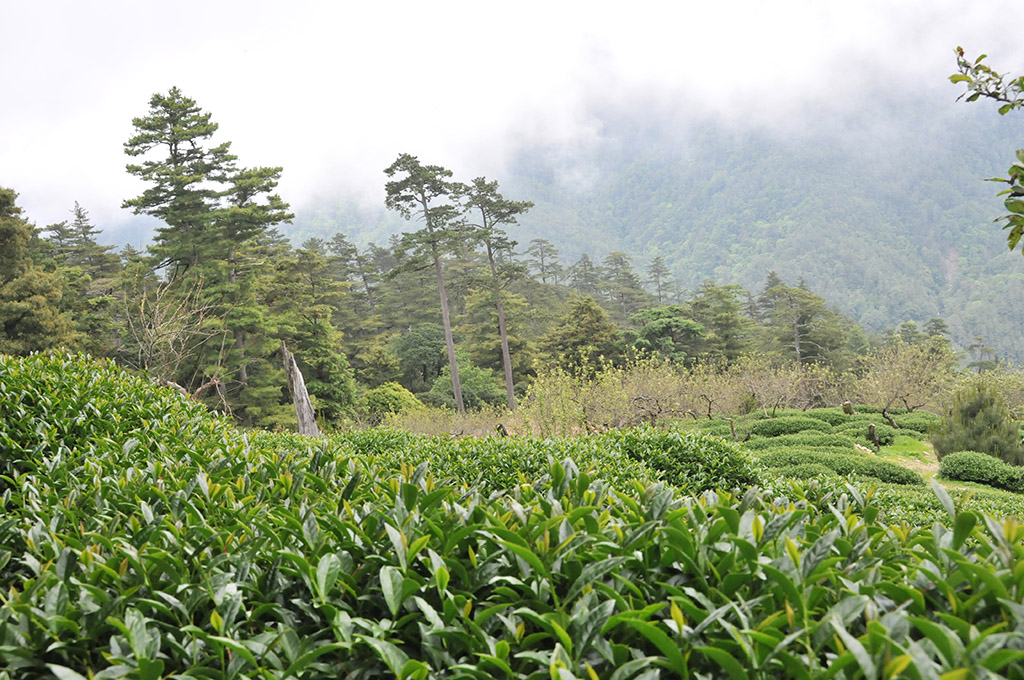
363, 382, 422, 423
693, 419, 738, 438
939, 450, 1024, 494
744, 432, 857, 451
613, 426, 760, 493
758, 449, 925, 485
933, 377, 1024, 464
801, 407, 852, 426
893, 410, 942, 435
833, 421, 898, 447
772, 463, 840, 479
746, 416, 832, 438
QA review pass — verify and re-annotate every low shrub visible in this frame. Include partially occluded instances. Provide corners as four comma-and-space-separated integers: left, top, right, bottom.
758, 449, 925, 486
744, 432, 857, 451
363, 382, 422, 423
939, 450, 1024, 494
693, 419, 738, 438
893, 410, 942, 435
871, 482, 1024, 525
833, 421, 898, 447
772, 463, 840, 479
801, 407, 851, 426
613, 426, 761, 493
746, 415, 832, 438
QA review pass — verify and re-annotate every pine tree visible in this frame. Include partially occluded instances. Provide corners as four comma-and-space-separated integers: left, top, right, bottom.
933, 376, 1023, 464
538, 295, 621, 377
384, 154, 467, 414
123, 87, 238, 279
461, 176, 532, 410
0, 188, 78, 354
647, 255, 673, 304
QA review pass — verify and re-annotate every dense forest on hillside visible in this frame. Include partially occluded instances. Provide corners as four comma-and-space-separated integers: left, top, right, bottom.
3, 86, 1024, 430
292, 93, 1024, 363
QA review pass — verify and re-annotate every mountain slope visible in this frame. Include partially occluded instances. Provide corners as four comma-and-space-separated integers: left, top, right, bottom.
290, 92, 1024, 361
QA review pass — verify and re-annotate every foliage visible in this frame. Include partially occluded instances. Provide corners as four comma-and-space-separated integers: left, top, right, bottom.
893, 410, 943, 435
425, 354, 506, 411
758, 449, 926, 486
951, 48, 1024, 255
612, 426, 761, 494
772, 463, 840, 479
744, 431, 858, 451
832, 421, 900, 447
940, 450, 1024, 494
933, 375, 1024, 464
363, 382, 422, 424
747, 415, 833, 438
538, 295, 621, 377
9, 354, 1024, 678
0, 188, 78, 354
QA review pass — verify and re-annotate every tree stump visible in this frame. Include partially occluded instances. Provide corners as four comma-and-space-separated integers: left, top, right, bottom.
282, 342, 320, 437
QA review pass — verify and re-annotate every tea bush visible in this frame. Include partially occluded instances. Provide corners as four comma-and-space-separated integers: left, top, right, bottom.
758, 449, 925, 485
746, 415, 833, 437
612, 426, 761, 493
833, 420, 899, 447
940, 450, 1024, 494
743, 431, 858, 451
893, 410, 942, 435
772, 462, 841, 479
800, 407, 851, 426
9, 354, 1024, 679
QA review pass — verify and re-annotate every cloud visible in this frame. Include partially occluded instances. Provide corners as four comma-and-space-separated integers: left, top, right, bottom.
3, 0, 1023, 234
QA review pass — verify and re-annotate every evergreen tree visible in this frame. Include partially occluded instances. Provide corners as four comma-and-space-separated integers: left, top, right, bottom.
384, 154, 467, 413
568, 254, 602, 298
44, 203, 121, 355
538, 295, 621, 377
686, 282, 754, 364
647, 255, 673, 304
123, 87, 238, 279
0, 188, 78, 354
525, 238, 562, 285
123, 88, 295, 426
600, 251, 651, 324
461, 176, 533, 410
933, 376, 1023, 464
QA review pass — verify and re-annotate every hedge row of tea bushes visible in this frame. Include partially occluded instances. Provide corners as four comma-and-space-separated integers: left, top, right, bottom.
694, 409, 943, 490
5, 354, 1024, 678
940, 450, 1024, 494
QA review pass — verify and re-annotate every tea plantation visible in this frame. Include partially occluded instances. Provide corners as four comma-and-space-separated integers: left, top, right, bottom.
4, 354, 1024, 678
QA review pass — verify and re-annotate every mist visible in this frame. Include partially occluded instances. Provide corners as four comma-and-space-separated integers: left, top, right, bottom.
4, 0, 1023, 243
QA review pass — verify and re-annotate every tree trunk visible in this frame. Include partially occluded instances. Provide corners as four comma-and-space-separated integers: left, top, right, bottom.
487, 242, 516, 411
282, 342, 320, 437
432, 244, 465, 414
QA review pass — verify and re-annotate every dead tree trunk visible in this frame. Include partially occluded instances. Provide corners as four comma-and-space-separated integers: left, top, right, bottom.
282, 342, 320, 437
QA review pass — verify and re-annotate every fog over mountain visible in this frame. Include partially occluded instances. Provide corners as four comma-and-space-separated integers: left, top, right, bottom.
288, 85, 1024, 362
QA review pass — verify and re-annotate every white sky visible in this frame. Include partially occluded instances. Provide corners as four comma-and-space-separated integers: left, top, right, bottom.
3, 0, 1024, 235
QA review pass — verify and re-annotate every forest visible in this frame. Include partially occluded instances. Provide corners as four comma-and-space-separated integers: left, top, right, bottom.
4, 87, 1017, 433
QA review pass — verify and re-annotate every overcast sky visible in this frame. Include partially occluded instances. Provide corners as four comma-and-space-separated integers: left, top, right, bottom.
4, 0, 1023, 236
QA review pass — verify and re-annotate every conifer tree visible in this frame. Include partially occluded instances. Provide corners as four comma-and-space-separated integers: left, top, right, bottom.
384, 154, 467, 413
461, 176, 532, 410
0, 188, 78, 354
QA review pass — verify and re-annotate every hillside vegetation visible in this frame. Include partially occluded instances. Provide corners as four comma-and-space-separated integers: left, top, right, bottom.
5, 353, 1024, 678
295, 96, 1024, 362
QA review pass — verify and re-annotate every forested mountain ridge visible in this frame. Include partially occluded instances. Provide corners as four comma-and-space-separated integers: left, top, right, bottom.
292, 92, 1024, 362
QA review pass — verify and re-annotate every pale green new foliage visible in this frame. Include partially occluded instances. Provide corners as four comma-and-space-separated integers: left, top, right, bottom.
7, 354, 1024, 678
